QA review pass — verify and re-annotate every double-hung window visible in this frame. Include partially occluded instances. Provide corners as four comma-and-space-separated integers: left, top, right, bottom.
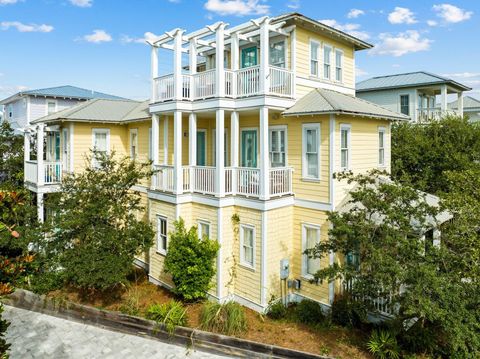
335, 50, 343, 82
198, 221, 210, 240
270, 40, 286, 68
324, 45, 332, 80
47, 101, 57, 115
157, 216, 168, 254
340, 124, 351, 170
302, 224, 320, 278
400, 95, 410, 116
310, 40, 320, 76
302, 123, 320, 180
378, 127, 386, 167
92, 129, 109, 168
130, 129, 138, 160
240, 224, 255, 269
269, 127, 286, 167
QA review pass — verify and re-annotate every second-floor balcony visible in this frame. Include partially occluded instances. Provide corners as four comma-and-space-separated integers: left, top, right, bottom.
153, 65, 294, 103
417, 108, 458, 122
25, 160, 63, 185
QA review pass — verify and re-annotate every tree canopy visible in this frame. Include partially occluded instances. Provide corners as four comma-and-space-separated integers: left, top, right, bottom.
0, 121, 24, 189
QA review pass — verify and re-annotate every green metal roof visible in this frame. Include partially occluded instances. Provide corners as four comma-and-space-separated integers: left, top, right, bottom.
356, 71, 471, 92
283, 88, 409, 121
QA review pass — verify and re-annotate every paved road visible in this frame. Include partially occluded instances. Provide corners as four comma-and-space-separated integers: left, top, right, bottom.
3, 305, 234, 359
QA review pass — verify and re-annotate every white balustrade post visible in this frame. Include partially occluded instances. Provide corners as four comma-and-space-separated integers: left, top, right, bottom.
215, 23, 226, 97
189, 112, 197, 193
216, 109, 225, 197
37, 124, 44, 186
457, 91, 464, 117
260, 18, 270, 95
152, 114, 160, 166
173, 111, 183, 194
151, 45, 158, 102
440, 84, 448, 113
189, 38, 197, 99
259, 107, 270, 200
173, 29, 185, 101
231, 33, 239, 97
230, 111, 239, 195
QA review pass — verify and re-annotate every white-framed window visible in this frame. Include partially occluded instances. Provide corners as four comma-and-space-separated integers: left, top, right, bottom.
130, 128, 138, 160
302, 123, 321, 180
270, 40, 286, 68
47, 100, 57, 115
197, 220, 210, 240
7, 104, 13, 118
323, 45, 332, 80
157, 215, 168, 255
400, 95, 410, 116
92, 128, 110, 168
335, 49, 343, 82
212, 129, 228, 166
148, 128, 153, 160
240, 224, 255, 269
310, 40, 320, 76
340, 124, 351, 170
269, 126, 287, 167
302, 224, 320, 278
378, 127, 386, 167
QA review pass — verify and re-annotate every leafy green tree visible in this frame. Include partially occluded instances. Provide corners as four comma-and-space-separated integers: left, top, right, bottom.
0, 121, 24, 189
391, 115, 480, 195
309, 170, 479, 357
164, 219, 219, 301
38, 152, 155, 292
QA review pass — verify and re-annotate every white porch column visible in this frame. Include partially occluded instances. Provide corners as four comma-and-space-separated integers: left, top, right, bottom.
413, 89, 418, 122
188, 112, 197, 193
189, 38, 197, 99
151, 45, 158, 102
259, 107, 270, 200
152, 114, 160, 165
259, 18, 270, 95
24, 131, 30, 162
215, 23, 226, 97
216, 109, 225, 197
173, 111, 183, 194
457, 92, 464, 117
163, 115, 169, 164
230, 111, 239, 195
37, 124, 44, 186
37, 193, 44, 223
173, 30, 185, 101
69, 123, 74, 172
440, 84, 448, 113
231, 34, 239, 71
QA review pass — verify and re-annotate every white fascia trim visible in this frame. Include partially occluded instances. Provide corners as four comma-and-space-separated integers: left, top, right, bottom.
295, 198, 333, 211
296, 76, 355, 96
261, 210, 267, 307
329, 114, 336, 209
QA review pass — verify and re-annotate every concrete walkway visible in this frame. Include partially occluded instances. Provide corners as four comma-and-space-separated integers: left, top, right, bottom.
3, 305, 235, 359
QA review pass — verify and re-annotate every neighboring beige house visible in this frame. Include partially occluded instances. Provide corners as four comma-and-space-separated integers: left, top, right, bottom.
356, 72, 471, 122
25, 13, 408, 314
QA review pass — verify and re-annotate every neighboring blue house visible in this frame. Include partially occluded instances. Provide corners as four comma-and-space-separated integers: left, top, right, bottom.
356, 72, 471, 122
0, 85, 125, 131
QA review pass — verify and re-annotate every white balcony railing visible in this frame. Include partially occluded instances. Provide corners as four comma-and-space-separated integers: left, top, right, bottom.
25, 160, 37, 184
152, 165, 175, 192
44, 162, 62, 184
417, 108, 457, 122
269, 167, 293, 196
24, 160, 62, 185
236, 167, 261, 197
225, 70, 234, 97
193, 69, 216, 99
155, 74, 175, 101
237, 66, 260, 97
269, 66, 294, 97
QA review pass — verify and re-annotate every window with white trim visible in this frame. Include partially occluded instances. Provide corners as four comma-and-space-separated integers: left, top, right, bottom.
302, 224, 320, 278
198, 220, 210, 240
240, 224, 255, 269
310, 40, 320, 76
157, 216, 168, 254
340, 125, 351, 170
47, 101, 56, 115
302, 123, 320, 180
7, 104, 13, 119
400, 95, 409, 116
378, 127, 386, 167
92, 129, 109, 168
323, 45, 332, 80
335, 49, 343, 82
269, 127, 286, 167
130, 129, 138, 160
270, 40, 286, 68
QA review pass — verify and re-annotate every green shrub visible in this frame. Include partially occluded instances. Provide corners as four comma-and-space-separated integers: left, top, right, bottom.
145, 300, 187, 334
199, 301, 247, 336
331, 294, 367, 328
118, 290, 141, 316
266, 301, 287, 320
164, 219, 220, 301
396, 320, 443, 357
367, 330, 400, 359
295, 299, 325, 325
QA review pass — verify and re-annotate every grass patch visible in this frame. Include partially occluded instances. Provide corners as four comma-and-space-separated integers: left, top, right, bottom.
199, 301, 247, 336
145, 300, 188, 334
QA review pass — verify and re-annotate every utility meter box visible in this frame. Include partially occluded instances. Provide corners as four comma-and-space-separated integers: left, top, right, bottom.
280, 259, 290, 280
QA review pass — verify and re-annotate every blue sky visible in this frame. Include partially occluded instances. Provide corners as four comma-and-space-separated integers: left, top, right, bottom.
0, 0, 478, 100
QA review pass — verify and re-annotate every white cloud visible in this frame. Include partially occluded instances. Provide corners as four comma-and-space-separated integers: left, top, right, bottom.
370, 30, 432, 57
0, 0, 20, 5
347, 9, 365, 19
427, 20, 438, 26
442, 72, 480, 79
355, 67, 368, 77
204, 0, 269, 16
433, 4, 472, 23
81, 29, 112, 43
392, 64, 401, 68
319, 19, 370, 41
69, 0, 92, 7
388, 7, 417, 24
0, 21, 53, 32
121, 32, 159, 44
287, 0, 300, 10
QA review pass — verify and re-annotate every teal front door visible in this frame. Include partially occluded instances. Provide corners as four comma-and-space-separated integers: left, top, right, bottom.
241, 47, 258, 68
197, 131, 206, 166
241, 130, 257, 168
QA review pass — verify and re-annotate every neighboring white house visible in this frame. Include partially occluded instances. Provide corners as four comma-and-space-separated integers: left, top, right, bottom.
356, 72, 471, 122
446, 95, 480, 122
0, 85, 125, 132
